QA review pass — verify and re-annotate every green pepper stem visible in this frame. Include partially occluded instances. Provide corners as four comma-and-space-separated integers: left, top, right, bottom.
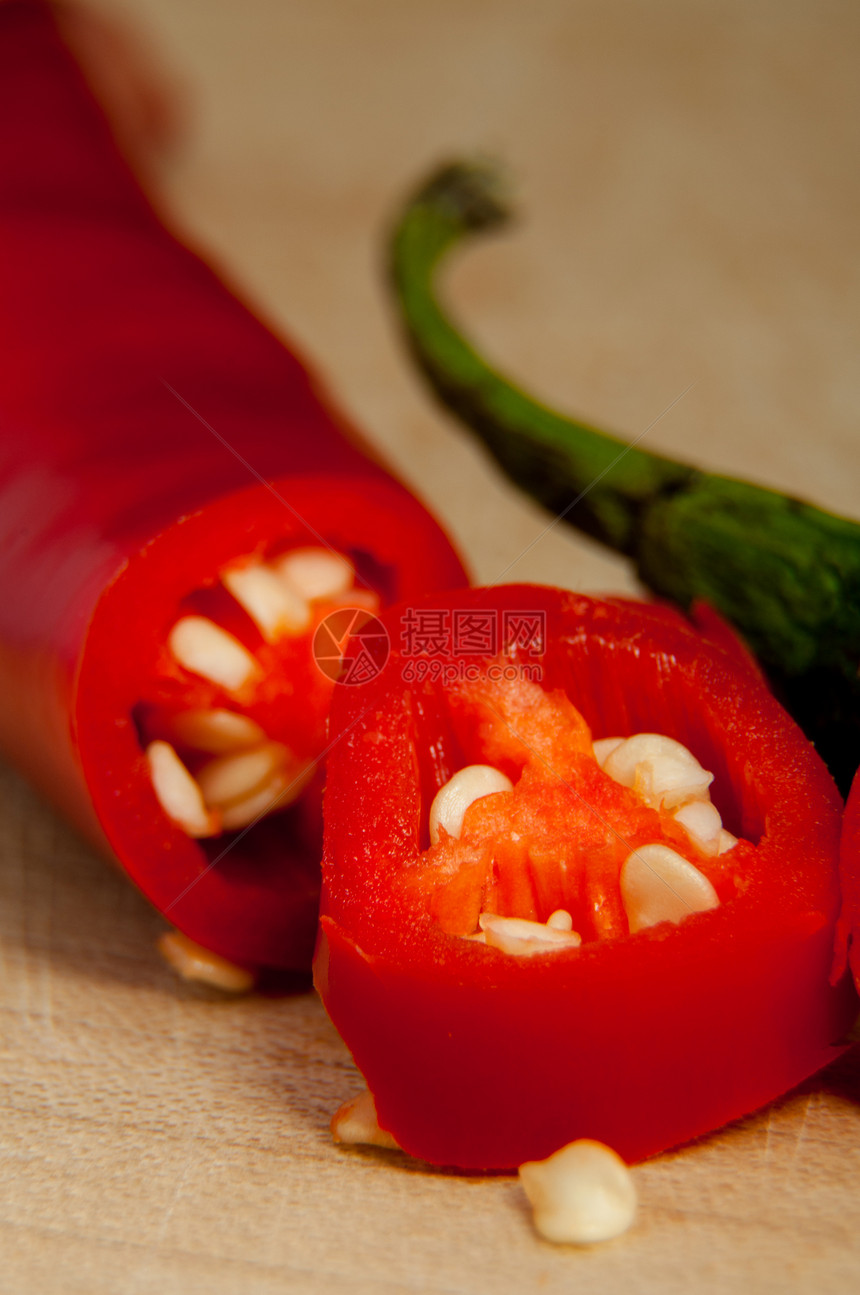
389, 160, 691, 557
388, 159, 860, 789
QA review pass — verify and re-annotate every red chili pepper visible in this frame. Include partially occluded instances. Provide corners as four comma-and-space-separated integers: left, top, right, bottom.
315, 586, 858, 1167
0, 1, 466, 974
835, 768, 860, 995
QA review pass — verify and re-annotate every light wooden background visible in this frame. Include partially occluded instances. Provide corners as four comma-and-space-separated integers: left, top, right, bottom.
2, 1, 859, 1291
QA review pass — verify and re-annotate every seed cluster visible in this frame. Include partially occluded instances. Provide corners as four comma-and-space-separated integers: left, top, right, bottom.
144, 546, 368, 839
428, 729, 737, 952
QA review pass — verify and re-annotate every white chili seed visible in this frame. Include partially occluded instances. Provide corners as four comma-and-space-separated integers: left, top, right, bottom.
331, 1089, 399, 1149
519, 1139, 637, 1245
592, 736, 624, 767
718, 829, 738, 854
145, 740, 217, 838
218, 762, 316, 830
157, 930, 255, 993
429, 765, 513, 844
218, 775, 286, 830
274, 547, 354, 602
673, 799, 723, 855
168, 616, 261, 692
479, 913, 582, 956
197, 741, 289, 809
603, 733, 713, 809
169, 708, 267, 754
223, 562, 311, 639
546, 909, 574, 931
328, 587, 380, 611
620, 843, 720, 933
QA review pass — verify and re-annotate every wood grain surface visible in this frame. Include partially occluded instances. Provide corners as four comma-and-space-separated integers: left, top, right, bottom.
1, 2, 859, 1291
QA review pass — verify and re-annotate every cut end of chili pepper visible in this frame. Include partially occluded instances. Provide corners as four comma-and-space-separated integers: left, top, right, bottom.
0, 1, 469, 978
835, 767, 860, 995
316, 586, 858, 1169
397, 671, 739, 948
70, 476, 465, 973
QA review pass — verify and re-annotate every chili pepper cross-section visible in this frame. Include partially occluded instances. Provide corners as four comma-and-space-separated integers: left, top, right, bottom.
0, 0, 466, 976
315, 586, 858, 1168
836, 768, 860, 996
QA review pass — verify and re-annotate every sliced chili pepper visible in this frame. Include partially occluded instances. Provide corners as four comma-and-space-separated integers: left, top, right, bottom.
388, 160, 860, 792
315, 586, 858, 1167
835, 768, 860, 995
0, 1, 466, 974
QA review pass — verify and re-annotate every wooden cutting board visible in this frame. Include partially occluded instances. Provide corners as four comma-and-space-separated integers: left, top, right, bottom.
2, 2, 859, 1290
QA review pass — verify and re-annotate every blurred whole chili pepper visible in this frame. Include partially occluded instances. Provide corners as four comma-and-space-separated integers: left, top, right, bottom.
316, 586, 857, 1168
0, 0, 466, 976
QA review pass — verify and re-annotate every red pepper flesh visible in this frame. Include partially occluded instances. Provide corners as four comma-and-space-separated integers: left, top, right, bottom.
316, 586, 857, 1167
0, 1, 466, 972
836, 768, 860, 994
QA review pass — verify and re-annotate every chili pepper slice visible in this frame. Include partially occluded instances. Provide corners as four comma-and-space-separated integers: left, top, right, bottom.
0, 0, 466, 974
388, 160, 860, 793
315, 586, 858, 1167
835, 768, 860, 995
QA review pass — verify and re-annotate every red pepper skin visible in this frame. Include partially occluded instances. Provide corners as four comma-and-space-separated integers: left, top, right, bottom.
835, 769, 860, 994
0, 1, 466, 971
316, 587, 858, 1167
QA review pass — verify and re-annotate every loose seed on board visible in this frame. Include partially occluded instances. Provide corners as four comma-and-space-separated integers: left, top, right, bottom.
169, 708, 267, 754
145, 740, 217, 838
519, 1139, 637, 1245
157, 930, 255, 993
196, 741, 289, 809
223, 561, 311, 640
603, 733, 713, 809
331, 1089, 400, 1150
274, 547, 354, 602
429, 765, 513, 844
168, 616, 261, 692
620, 843, 720, 933
479, 913, 582, 956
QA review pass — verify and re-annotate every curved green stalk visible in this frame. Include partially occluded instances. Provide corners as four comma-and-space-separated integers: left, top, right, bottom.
388, 159, 860, 789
